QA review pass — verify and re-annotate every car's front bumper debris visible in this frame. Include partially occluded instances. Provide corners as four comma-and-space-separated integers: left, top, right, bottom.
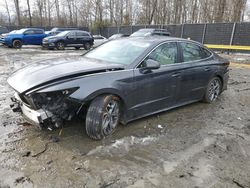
10, 92, 53, 128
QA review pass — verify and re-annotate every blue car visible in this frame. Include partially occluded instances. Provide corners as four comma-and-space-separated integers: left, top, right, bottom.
1, 28, 48, 48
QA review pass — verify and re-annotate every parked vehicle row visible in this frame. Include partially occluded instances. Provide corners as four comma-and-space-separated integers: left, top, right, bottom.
0, 27, 171, 50
0, 27, 94, 49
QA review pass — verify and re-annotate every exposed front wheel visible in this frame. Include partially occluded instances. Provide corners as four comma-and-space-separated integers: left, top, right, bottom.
12, 40, 22, 49
56, 41, 65, 50
86, 95, 121, 140
203, 77, 222, 103
84, 42, 91, 50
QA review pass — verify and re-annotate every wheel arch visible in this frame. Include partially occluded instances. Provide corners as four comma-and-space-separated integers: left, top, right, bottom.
12, 38, 23, 45
214, 74, 224, 92
77, 89, 128, 124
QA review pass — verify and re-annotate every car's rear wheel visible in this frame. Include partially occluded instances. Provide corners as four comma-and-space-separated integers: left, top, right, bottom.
86, 95, 121, 140
56, 41, 65, 50
203, 77, 222, 103
84, 42, 91, 50
12, 40, 22, 49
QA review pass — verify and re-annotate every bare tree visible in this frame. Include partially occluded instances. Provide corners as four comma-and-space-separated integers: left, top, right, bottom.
13, 0, 21, 26
55, 0, 60, 25
36, 0, 44, 26
1, 0, 247, 28
27, 0, 32, 26
4, 0, 11, 25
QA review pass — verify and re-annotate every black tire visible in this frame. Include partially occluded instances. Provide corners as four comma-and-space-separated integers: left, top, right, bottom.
86, 95, 121, 140
75, 46, 80, 50
203, 77, 222, 103
84, 42, 91, 50
12, 40, 22, 49
56, 41, 65, 50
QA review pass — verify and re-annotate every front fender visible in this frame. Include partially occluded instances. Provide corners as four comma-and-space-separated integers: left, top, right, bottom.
33, 70, 134, 110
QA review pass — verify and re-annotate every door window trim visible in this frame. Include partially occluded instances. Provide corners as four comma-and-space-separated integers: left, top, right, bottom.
135, 41, 180, 69
178, 41, 213, 64
135, 40, 214, 69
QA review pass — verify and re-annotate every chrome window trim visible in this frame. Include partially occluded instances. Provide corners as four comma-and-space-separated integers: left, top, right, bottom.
134, 40, 213, 69
179, 41, 213, 64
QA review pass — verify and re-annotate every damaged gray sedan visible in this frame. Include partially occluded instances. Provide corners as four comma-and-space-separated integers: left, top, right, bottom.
8, 37, 229, 139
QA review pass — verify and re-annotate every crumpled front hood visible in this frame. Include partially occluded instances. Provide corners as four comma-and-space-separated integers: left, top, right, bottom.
7, 56, 124, 93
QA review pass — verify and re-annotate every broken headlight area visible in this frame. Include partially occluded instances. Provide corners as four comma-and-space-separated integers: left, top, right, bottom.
12, 87, 80, 129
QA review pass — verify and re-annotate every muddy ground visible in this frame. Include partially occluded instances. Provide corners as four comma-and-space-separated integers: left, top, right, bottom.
0, 46, 249, 188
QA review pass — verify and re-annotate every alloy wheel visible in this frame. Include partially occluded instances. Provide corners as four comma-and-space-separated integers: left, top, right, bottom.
208, 79, 221, 101
102, 100, 119, 136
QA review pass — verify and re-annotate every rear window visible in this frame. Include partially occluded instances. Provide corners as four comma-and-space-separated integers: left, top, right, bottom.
77, 32, 89, 37
34, 30, 44, 34
180, 42, 212, 62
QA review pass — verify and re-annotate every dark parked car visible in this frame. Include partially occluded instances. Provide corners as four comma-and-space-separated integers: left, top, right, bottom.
42, 30, 94, 50
8, 37, 229, 139
131, 28, 170, 37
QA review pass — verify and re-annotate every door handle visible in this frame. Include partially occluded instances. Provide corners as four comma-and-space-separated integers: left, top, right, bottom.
172, 72, 181, 77
204, 67, 211, 72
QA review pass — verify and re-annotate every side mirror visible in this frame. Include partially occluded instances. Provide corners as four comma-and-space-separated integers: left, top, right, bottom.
140, 59, 160, 74
144, 59, 160, 70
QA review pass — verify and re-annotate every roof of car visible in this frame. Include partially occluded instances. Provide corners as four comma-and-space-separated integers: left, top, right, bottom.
117, 36, 189, 43
137, 28, 169, 32
24, 28, 44, 30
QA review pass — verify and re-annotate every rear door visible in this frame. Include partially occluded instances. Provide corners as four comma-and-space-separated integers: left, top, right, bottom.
66, 31, 77, 46
76, 31, 90, 46
33, 29, 45, 44
23, 29, 36, 44
176, 42, 214, 103
131, 42, 182, 118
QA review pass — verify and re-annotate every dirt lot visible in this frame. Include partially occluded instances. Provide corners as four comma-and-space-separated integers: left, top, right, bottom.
0, 46, 249, 188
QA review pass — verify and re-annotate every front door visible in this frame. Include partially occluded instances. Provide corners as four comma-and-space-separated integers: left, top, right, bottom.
66, 31, 77, 46
23, 30, 36, 45
131, 42, 181, 118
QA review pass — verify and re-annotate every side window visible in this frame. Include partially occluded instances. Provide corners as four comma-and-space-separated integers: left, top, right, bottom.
145, 42, 178, 65
162, 33, 170, 36
24, 30, 34, 34
94, 36, 104, 40
180, 42, 211, 62
77, 32, 89, 37
34, 30, 43, 34
200, 47, 212, 58
67, 32, 76, 38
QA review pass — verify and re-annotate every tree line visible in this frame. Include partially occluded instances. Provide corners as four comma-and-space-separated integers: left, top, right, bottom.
0, 0, 248, 30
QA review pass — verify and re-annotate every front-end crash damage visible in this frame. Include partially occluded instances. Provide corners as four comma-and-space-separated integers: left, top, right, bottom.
7, 56, 127, 131
10, 87, 82, 130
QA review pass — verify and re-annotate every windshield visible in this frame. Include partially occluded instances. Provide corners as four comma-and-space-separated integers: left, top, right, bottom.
85, 40, 151, 65
56, 31, 70, 36
131, 31, 151, 37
